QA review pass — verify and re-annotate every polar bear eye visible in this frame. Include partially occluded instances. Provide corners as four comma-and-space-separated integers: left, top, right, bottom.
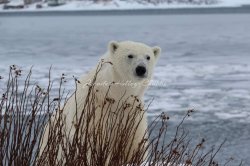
128, 55, 134, 59
146, 55, 150, 60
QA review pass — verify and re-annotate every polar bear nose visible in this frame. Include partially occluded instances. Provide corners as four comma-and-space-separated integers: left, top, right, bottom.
136, 66, 146, 77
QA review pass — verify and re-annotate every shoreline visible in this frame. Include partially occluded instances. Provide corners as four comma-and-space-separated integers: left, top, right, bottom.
0, 5, 250, 16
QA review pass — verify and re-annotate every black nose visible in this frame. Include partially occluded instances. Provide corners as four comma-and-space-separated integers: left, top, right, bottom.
136, 66, 146, 77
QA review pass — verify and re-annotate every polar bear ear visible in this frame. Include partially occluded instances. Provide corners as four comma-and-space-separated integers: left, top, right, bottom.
109, 41, 119, 54
152, 46, 161, 59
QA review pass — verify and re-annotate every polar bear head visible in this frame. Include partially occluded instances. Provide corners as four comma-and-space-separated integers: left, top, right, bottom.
108, 41, 161, 82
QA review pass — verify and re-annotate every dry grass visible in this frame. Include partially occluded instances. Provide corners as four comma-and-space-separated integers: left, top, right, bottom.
0, 65, 241, 166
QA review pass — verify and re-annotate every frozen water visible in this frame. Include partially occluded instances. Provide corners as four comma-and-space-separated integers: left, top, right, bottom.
0, 13, 250, 164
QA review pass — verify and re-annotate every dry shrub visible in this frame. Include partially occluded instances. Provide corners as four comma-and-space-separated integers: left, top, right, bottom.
0, 65, 240, 166
0, 65, 56, 165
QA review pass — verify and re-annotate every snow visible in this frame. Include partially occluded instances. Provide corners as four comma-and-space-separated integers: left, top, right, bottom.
0, 0, 250, 12
218, 0, 250, 6
215, 111, 250, 120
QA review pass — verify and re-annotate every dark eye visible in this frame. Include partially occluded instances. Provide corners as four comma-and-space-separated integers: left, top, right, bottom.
146, 56, 150, 60
128, 55, 133, 59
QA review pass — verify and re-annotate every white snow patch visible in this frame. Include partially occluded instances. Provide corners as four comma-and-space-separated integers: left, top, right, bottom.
1, 0, 250, 12
215, 111, 250, 120
219, 0, 250, 7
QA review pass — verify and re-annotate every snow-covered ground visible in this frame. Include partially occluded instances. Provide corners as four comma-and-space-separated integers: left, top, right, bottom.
0, 0, 250, 12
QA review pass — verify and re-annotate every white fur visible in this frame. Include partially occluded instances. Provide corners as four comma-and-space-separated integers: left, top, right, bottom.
40, 41, 161, 163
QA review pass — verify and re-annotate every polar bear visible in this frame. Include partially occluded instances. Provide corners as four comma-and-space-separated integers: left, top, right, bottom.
39, 41, 161, 164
